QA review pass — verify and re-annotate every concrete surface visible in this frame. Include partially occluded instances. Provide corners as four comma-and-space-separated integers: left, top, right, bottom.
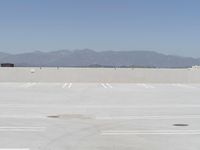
0, 82, 200, 150
0, 67, 200, 83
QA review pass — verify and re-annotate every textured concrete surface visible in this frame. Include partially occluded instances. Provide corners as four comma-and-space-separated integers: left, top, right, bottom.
0, 67, 200, 83
0, 82, 200, 150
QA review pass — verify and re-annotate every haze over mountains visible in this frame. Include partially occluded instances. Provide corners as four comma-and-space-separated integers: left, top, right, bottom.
0, 49, 199, 68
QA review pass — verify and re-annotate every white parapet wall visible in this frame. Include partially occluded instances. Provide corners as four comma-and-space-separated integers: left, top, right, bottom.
0, 67, 199, 83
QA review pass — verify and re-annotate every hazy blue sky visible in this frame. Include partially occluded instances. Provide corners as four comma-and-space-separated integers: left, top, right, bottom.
0, 0, 200, 57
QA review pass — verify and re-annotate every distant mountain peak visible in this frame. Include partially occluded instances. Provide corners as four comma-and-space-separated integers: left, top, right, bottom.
0, 49, 199, 68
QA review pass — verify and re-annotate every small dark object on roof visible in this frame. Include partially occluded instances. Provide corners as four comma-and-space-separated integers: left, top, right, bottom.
47, 115, 60, 118
1, 63, 14, 67
173, 124, 189, 127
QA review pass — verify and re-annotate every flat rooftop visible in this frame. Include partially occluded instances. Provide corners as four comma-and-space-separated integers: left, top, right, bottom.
0, 82, 200, 149
0, 68, 200, 150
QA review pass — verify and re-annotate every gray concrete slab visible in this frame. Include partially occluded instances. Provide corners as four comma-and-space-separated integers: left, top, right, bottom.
1, 67, 200, 83
0, 83, 200, 149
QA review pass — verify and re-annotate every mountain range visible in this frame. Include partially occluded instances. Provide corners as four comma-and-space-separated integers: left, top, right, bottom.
0, 49, 199, 68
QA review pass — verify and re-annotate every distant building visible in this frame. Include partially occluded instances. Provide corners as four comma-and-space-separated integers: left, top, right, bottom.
1, 63, 14, 67
192, 65, 200, 69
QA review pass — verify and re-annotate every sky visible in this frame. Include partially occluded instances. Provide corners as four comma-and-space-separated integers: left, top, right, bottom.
0, 0, 200, 57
